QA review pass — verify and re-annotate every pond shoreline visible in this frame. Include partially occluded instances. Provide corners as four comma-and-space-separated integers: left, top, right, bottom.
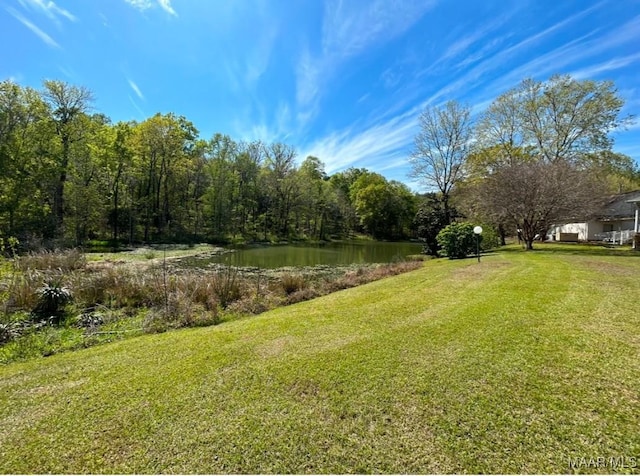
1, 246, 425, 364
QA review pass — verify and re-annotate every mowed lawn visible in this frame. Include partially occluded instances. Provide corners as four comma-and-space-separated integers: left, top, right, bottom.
1, 245, 639, 474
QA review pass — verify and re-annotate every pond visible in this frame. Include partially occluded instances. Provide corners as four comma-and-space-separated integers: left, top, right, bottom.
183, 241, 424, 269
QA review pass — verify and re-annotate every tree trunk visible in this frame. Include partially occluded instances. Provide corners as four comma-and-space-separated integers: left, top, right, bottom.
498, 224, 507, 246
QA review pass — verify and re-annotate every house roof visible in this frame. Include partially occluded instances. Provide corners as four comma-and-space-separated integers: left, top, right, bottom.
596, 190, 640, 220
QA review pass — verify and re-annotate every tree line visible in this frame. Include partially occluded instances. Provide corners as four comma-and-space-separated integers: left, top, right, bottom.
0, 80, 417, 247
1, 74, 638, 252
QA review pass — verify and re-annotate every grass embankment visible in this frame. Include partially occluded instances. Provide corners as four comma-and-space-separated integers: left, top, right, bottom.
1, 244, 639, 473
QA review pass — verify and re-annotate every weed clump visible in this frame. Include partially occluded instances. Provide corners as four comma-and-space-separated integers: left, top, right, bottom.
280, 273, 306, 295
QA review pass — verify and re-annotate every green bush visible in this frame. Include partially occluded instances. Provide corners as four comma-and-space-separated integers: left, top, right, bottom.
477, 224, 501, 251
33, 280, 73, 323
436, 222, 477, 259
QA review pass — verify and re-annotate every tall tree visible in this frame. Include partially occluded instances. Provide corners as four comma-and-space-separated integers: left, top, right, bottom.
297, 156, 329, 239
413, 193, 453, 256
42, 80, 94, 238
409, 100, 472, 223
263, 143, 299, 237
472, 75, 629, 249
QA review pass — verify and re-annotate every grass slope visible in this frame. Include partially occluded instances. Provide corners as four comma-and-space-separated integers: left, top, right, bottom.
1, 246, 639, 473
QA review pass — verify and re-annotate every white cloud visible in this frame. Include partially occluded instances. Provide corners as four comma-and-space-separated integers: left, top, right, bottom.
244, 24, 277, 85
157, 0, 177, 16
299, 107, 419, 176
58, 65, 77, 80
295, 45, 322, 114
124, 0, 177, 16
6, 6, 60, 48
18, 0, 76, 23
571, 53, 640, 81
321, 0, 437, 58
295, 0, 437, 122
124, 0, 153, 11
415, 4, 628, 110
433, 13, 514, 68
127, 79, 145, 101
128, 95, 147, 119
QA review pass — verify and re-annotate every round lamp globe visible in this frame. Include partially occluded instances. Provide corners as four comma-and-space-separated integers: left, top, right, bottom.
473, 226, 483, 235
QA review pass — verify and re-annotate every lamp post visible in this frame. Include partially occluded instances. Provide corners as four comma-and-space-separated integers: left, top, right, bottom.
473, 226, 483, 262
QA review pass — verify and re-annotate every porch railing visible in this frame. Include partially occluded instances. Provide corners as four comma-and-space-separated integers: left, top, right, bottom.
594, 230, 635, 245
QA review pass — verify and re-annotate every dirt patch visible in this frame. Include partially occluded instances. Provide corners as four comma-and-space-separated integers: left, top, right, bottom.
449, 260, 511, 280
288, 378, 321, 399
19, 377, 89, 396
255, 336, 294, 359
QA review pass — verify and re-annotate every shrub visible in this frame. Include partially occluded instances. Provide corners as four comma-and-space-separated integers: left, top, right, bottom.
0, 320, 22, 345
210, 266, 241, 308
286, 287, 319, 305
33, 279, 73, 323
436, 222, 477, 259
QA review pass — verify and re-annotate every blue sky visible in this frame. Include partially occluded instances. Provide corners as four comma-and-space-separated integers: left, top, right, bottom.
2, 0, 640, 189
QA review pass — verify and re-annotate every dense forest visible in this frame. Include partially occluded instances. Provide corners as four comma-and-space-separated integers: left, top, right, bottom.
0, 80, 417, 248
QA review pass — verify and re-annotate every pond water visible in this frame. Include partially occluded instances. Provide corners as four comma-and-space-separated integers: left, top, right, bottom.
184, 241, 423, 269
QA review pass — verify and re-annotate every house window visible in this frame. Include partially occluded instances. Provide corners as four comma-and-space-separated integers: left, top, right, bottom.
603, 224, 614, 232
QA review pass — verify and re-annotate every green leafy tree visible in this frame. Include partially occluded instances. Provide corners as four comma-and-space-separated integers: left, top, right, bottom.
350, 172, 416, 239
413, 193, 451, 256
42, 80, 94, 239
297, 156, 329, 239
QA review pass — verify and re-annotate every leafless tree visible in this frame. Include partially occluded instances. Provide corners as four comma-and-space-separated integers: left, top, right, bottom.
474, 161, 601, 249
409, 100, 472, 223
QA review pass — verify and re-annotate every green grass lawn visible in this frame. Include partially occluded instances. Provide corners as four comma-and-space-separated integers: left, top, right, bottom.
1, 244, 639, 473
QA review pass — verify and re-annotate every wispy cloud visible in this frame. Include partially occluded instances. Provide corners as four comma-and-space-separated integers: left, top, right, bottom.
157, 0, 177, 16
58, 65, 77, 80
127, 79, 145, 101
6, 6, 60, 48
233, 100, 294, 145
295, 45, 322, 113
417, 2, 616, 108
244, 24, 278, 85
295, 0, 437, 124
297, 0, 640, 187
124, 0, 153, 11
433, 12, 514, 69
124, 0, 177, 16
482, 14, 640, 96
128, 95, 147, 119
18, 0, 76, 23
299, 107, 418, 176
571, 52, 640, 80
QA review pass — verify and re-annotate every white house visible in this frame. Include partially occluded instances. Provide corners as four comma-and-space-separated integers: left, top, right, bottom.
550, 190, 640, 244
